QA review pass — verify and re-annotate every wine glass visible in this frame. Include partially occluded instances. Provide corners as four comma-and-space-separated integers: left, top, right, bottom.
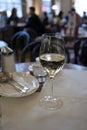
39, 33, 66, 110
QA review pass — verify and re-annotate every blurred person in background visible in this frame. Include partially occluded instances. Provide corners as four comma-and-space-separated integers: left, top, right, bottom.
25, 6, 44, 35
0, 11, 7, 27
82, 11, 87, 25
66, 8, 82, 37
40, 11, 51, 33
41, 12, 49, 27
56, 11, 64, 32
7, 8, 19, 26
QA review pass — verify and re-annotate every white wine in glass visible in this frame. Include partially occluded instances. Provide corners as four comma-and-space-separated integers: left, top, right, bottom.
39, 33, 66, 110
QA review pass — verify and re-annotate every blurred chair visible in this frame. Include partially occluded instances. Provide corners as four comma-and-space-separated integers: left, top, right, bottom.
31, 43, 41, 61
64, 37, 75, 63
24, 28, 38, 42
21, 39, 41, 62
73, 39, 81, 64
79, 40, 87, 66
11, 30, 30, 62
2, 25, 14, 46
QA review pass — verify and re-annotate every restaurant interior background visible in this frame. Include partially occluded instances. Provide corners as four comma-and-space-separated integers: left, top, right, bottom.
0, 0, 87, 66
0, 0, 86, 19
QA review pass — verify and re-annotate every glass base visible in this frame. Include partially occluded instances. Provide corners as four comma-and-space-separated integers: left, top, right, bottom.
39, 96, 63, 110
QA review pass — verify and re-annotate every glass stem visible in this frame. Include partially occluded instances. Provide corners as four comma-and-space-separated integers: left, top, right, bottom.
50, 77, 54, 98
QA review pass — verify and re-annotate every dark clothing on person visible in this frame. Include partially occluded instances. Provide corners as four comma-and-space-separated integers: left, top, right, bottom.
7, 15, 19, 25
25, 14, 44, 35
42, 12, 49, 27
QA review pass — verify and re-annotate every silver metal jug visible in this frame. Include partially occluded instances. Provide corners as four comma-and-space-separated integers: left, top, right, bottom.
1, 46, 16, 72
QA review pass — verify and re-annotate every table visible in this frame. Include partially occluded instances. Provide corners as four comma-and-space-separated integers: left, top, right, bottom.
0, 62, 87, 130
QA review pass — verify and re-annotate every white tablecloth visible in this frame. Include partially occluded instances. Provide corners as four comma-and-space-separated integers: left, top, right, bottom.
0, 69, 87, 130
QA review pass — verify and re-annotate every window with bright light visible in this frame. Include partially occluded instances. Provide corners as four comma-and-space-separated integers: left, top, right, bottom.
0, 0, 22, 18
74, 0, 87, 16
42, 0, 61, 16
42, 0, 51, 13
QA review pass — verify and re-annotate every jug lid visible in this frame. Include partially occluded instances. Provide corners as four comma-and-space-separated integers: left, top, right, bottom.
1, 46, 13, 55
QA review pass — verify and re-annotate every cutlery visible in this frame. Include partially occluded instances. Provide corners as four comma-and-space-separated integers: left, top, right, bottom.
8, 80, 30, 94
0, 72, 30, 94
10, 74, 30, 92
